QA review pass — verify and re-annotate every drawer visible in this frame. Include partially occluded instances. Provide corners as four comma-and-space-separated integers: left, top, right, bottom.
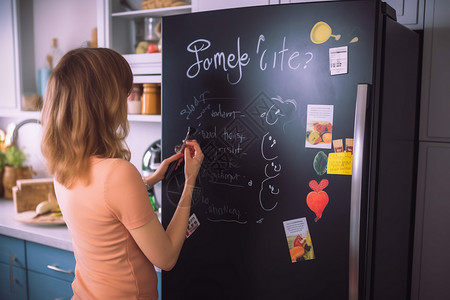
0, 235, 26, 268
0, 263, 27, 300
26, 241, 75, 282
28, 270, 73, 300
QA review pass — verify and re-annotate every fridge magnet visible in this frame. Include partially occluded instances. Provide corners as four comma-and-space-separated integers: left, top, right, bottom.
306, 179, 329, 222
283, 217, 315, 263
313, 151, 328, 176
329, 46, 348, 75
327, 152, 353, 175
186, 213, 200, 238
332, 139, 344, 152
305, 104, 333, 149
345, 138, 354, 153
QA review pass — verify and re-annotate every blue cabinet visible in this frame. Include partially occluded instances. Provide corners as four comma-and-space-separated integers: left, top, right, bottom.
0, 263, 27, 300
1, 235, 161, 299
26, 241, 75, 300
0, 235, 76, 299
28, 271, 73, 300
0, 235, 27, 300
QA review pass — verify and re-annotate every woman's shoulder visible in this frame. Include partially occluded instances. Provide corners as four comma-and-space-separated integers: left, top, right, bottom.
91, 157, 139, 176
92, 157, 143, 193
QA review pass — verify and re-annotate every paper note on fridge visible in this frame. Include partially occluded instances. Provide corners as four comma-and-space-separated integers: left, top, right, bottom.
327, 152, 353, 175
329, 46, 348, 75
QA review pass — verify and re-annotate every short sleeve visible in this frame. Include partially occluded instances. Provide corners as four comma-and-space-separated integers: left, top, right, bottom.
105, 159, 155, 229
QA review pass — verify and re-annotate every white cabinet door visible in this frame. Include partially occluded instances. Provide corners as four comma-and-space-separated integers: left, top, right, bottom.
192, 0, 278, 12
0, 0, 19, 110
419, 0, 450, 142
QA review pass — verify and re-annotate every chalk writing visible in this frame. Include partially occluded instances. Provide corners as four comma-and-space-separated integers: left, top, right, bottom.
200, 126, 217, 139
211, 104, 242, 119
206, 203, 247, 224
256, 35, 315, 71
223, 127, 246, 143
197, 104, 211, 120
210, 170, 244, 187
186, 38, 250, 85
207, 218, 248, 225
185, 35, 314, 86
180, 91, 209, 120
304, 52, 313, 69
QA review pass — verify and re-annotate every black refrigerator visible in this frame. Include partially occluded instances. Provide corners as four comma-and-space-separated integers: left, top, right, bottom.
161, 1, 420, 299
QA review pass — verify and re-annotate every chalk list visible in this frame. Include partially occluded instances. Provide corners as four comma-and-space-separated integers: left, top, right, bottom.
162, 23, 315, 226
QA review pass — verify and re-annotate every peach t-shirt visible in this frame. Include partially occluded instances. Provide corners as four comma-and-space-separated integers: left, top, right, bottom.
54, 157, 157, 300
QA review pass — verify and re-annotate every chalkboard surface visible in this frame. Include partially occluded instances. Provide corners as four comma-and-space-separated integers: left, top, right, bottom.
161, 1, 376, 299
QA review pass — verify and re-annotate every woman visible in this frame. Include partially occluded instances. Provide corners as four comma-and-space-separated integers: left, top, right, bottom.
41, 47, 203, 299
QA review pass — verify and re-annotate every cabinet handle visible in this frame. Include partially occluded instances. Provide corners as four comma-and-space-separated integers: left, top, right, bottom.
9, 254, 17, 292
47, 264, 74, 275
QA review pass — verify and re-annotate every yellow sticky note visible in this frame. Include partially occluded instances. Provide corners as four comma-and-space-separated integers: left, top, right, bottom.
327, 152, 353, 175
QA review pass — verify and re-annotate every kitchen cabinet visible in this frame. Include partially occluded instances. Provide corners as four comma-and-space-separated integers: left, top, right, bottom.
27, 241, 75, 300
0, 235, 27, 300
419, 0, 450, 142
97, 0, 194, 123
0, 0, 20, 111
411, 1, 450, 299
0, 263, 27, 300
0, 0, 38, 115
411, 143, 450, 300
0, 234, 76, 299
384, 0, 424, 29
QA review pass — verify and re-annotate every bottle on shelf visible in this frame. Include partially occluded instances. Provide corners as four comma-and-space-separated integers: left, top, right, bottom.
141, 83, 161, 114
48, 38, 63, 70
37, 38, 62, 98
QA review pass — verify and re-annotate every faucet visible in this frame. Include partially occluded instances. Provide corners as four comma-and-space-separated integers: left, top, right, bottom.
11, 119, 41, 147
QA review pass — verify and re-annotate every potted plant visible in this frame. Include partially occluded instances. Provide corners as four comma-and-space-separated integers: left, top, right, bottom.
2, 145, 33, 199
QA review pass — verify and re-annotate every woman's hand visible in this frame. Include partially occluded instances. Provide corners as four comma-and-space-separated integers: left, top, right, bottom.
183, 140, 203, 186
147, 152, 183, 185
144, 140, 203, 187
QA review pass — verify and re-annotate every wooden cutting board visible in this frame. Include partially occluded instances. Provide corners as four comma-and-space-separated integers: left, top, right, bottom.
13, 178, 55, 213
14, 211, 65, 225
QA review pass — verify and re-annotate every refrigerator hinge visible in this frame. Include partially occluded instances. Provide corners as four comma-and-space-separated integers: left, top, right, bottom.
381, 2, 397, 21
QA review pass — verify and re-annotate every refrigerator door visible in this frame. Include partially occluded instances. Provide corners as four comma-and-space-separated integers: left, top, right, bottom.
160, 1, 394, 299
360, 14, 421, 300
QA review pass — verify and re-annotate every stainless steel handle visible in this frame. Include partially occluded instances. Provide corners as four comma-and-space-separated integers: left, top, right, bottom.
47, 264, 74, 275
349, 83, 369, 300
9, 254, 16, 292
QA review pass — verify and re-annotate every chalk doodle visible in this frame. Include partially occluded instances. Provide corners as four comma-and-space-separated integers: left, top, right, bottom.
257, 95, 299, 216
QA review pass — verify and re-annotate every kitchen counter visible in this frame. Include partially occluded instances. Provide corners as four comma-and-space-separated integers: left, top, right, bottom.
0, 198, 73, 251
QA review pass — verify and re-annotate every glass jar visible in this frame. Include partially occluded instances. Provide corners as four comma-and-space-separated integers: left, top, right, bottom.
141, 83, 160, 114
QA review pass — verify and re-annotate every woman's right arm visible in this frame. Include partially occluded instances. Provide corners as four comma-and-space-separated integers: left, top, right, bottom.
129, 140, 203, 270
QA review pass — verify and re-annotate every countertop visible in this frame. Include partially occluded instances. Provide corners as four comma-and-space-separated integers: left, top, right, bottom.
0, 198, 73, 252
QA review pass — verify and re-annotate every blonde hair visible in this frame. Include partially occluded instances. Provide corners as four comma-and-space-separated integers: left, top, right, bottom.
41, 48, 133, 187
